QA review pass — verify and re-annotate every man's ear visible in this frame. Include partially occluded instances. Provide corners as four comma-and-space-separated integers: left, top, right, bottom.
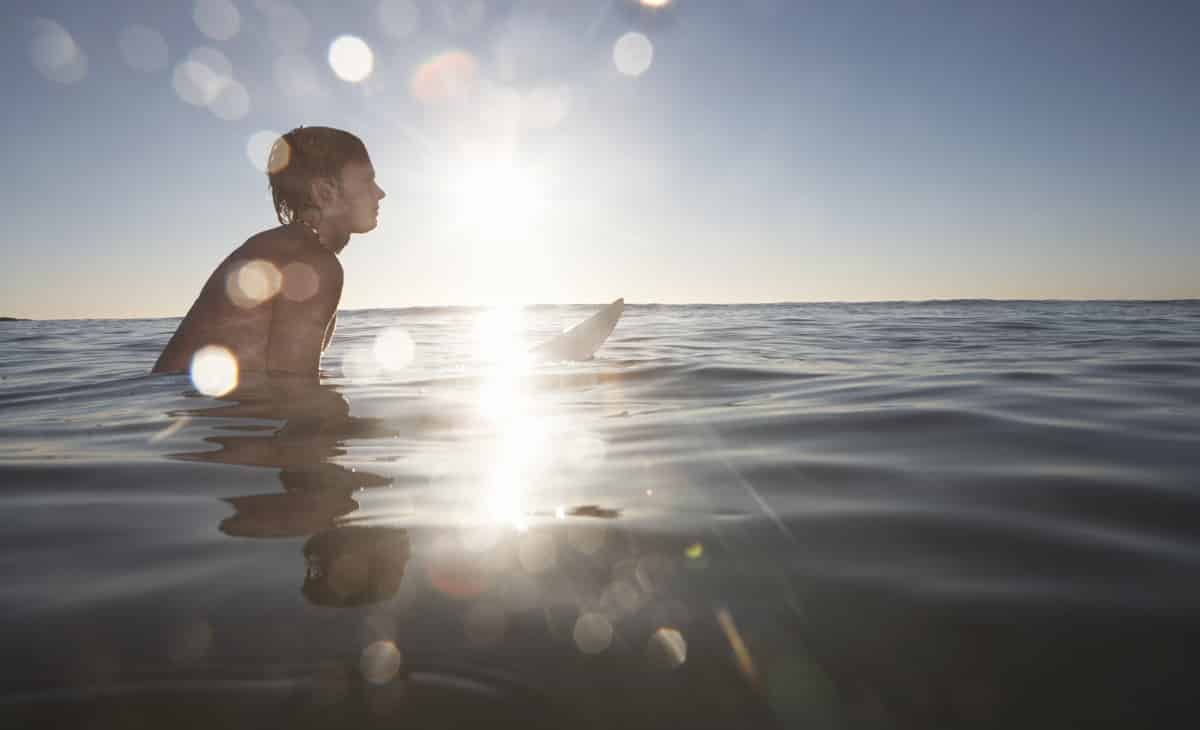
309, 176, 340, 208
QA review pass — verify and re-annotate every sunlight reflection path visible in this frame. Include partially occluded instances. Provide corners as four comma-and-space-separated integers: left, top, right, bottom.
474, 306, 539, 531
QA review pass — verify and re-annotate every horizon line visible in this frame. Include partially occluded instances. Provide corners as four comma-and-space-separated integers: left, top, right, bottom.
5, 297, 1199, 322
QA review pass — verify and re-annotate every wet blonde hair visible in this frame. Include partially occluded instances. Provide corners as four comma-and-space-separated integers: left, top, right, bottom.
267, 126, 369, 224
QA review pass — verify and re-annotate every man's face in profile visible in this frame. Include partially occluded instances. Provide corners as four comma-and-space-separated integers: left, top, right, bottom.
330, 159, 386, 234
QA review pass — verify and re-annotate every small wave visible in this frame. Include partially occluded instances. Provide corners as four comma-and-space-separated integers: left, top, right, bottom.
979, 320, 1055, 331
1138, 337, 1200, 351
990, 370, 1065, 382
0, 373, 167, 408
909, 298, 1010, 306
771, 317, 817, 325
1087, 361, 1200, 377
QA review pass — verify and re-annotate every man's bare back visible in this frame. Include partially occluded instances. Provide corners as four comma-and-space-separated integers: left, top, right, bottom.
152, 226, 343, 376
151, 126, 384, 379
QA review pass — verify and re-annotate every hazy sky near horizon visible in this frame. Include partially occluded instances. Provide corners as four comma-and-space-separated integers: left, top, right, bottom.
1, 0, 1197, 319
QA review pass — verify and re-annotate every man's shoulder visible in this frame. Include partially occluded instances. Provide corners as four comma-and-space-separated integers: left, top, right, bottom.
234, 226, 342, 270
240, 228, 343, 307
202, 227, 341, 311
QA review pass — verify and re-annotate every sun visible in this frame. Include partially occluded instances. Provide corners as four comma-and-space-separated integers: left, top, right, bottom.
444, 153, 556, 306
451, 160, 546, 236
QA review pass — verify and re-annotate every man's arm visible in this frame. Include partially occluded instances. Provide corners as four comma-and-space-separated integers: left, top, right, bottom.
321, 313, 337, 353
267, 254, 343, 376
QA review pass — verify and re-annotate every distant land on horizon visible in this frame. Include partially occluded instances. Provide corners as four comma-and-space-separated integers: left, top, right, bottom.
1, 316, 30, 321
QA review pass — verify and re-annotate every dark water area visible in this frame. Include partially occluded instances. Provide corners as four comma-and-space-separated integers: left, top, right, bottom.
2, 301, 1199, 728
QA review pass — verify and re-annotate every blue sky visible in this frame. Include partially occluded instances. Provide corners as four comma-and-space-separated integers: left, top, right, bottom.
1, 0, 1197, 319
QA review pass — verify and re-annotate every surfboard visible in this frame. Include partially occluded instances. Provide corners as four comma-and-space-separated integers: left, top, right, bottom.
529, 298, 624, 362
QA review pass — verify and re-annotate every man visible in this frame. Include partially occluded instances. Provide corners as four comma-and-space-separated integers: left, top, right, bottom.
152, 126, 385, 377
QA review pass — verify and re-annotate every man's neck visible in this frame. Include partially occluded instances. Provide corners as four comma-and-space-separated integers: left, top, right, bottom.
298, 218, 350, 255
318, 227, 351, 255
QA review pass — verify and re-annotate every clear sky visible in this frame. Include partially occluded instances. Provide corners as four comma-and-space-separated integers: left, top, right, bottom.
2, 0, 1197, 319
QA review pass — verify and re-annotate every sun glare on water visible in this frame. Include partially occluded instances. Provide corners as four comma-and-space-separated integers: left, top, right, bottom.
472, 305, 545, 531
483, 412, 550, 533
473, 305, 532, 371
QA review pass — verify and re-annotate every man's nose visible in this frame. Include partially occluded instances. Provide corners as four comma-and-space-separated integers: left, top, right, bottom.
377, 185, 387, 200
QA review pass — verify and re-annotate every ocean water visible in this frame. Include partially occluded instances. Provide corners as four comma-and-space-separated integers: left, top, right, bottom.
2, 300, 1199, 728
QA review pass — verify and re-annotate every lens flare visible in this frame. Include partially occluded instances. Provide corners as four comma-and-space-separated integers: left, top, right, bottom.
639, 0, 673, 7
238, 260, 282, 303
172, 61, 212, 105
359, 640, 402, 685
193, 0, 241, 41
118, 25, 168, 73
190, 345, 238, 397
30, 18, 87, 85
716, 607, 759, 687
267, 135, 292, 174
31, 21, 78, 71
173, 47, 232, 107
411, 50, 478, 105
329, 35, 374, 83
225, 259, 282, 309
191, 46, 232, 79
281, 260, 319, 300
573, 613, 614, 654
613, 32, 654, 76
246, 130, 282, 173
647, 627, 687, 669
209, 78, 249, 120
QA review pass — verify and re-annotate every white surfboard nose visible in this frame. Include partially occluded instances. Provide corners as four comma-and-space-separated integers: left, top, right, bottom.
530, 298, 625, 362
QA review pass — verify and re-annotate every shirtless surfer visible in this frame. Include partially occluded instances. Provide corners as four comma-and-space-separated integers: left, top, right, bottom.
152, 126, 385, 377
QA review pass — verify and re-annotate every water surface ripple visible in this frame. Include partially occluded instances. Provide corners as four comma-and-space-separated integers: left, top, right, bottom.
2, 301, 1198, 728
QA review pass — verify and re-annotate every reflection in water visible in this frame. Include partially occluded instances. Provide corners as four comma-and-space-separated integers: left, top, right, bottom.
221, 486, 361, 538
303, 527, 410, 608
5, 303, 1198, 726
169, 375, 407, 606
134, 327, 784, 726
